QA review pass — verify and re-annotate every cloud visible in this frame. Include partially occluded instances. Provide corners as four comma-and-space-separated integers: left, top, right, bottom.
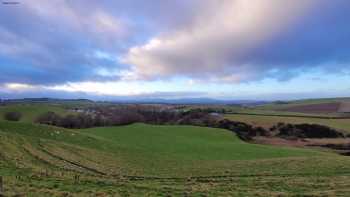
123, 0, 350, 82
0, 81, 206, 100
0, 0, 205, 85
1, 0, 350, 100
0, 0, 131, 85
3, 83, 38, 91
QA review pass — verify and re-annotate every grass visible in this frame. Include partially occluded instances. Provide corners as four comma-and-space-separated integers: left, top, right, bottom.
0, 103, 72, 122
80, 123, 322, 176
1, 121, 320, 176
225, 114, 350, 134
1, 110, 350, 195
0, 120, 102, 146
82, 123, 317, 159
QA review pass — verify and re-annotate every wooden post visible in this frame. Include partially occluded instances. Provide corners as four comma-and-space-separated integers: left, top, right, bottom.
74, 175, 80, 184
0, 176, 3, 196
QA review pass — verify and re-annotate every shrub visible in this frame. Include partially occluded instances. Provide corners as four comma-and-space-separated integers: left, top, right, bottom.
4, 111, 22, 121
276, 123, 344, 138
36, 112, 62, 125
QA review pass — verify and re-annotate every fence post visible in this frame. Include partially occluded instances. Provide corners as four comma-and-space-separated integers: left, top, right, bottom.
0, 176, 3, 196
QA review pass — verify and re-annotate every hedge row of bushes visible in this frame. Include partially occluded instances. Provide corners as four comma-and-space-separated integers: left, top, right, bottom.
3, 111, 22, 121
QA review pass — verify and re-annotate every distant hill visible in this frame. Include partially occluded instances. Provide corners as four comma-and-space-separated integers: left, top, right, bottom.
1, 98, 94, 104
111, 97, 269, 105
0, 97, 269, 105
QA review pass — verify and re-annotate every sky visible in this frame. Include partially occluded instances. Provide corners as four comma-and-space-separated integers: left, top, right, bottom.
0, 0, 350, 101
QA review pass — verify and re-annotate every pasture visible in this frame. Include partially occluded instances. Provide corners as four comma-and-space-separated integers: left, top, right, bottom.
1, 120, 350, 196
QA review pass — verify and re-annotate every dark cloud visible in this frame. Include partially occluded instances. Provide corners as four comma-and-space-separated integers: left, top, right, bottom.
245, 0, 350, 70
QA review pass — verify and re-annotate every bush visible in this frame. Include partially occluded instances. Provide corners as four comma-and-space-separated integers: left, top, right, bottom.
36, 111, 62, 125
4, 111, 22, 121
276, 123, 344, 138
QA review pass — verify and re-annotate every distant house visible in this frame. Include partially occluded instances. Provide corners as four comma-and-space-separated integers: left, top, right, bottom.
210, 112, 223, 117
70, 108, 85, 113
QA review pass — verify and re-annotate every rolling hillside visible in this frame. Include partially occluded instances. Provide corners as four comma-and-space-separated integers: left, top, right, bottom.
81, 124, 320, 176
1, 120, 350, 196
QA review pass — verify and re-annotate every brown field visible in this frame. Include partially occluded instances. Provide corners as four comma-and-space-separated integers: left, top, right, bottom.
282, 102, 341, 114
224, 114, 350, 134
252, 137, 350, 157
338, 102, 350, 113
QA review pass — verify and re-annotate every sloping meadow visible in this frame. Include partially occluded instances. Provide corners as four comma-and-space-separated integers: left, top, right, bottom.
0, 110, 350, 195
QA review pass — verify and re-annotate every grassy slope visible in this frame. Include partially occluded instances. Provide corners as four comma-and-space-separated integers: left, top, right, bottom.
81, 123, 321, 176
82, 123, 317, 159
1, 121, 350, 195
225, 114, 350, 134
0, 104, 72, 122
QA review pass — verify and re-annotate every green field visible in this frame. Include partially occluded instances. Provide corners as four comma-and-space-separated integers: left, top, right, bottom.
0, 104, 72, 122
80, 124, 320, 176
1, 119, 350, 196
225, 114, 350, 134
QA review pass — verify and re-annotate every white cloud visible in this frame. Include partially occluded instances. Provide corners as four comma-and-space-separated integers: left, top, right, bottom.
122, 0, 315, 82
48, 81, 151, 96
3, 83, 39, 91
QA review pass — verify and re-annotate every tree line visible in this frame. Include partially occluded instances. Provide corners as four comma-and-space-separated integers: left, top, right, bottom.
35, 105, 347, 140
